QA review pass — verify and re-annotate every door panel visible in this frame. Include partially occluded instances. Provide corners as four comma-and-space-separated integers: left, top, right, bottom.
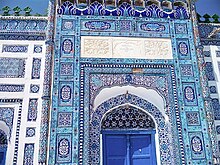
130, 135, 151, 165
105, 135, 127, 165
103, 132, 156, 165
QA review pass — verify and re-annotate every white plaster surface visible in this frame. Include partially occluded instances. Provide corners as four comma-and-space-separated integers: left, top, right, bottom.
0, 40, 46, 165
204, 45, 220, 144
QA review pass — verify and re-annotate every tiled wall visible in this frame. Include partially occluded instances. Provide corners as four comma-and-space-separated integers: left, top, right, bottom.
0, 40, 46, 165
203, 45, 220, 154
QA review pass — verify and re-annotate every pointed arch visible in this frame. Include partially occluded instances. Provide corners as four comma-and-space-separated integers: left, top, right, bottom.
88, 93, 174, 165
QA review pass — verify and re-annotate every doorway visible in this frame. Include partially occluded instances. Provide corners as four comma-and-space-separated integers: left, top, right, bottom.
101, 106, 157, 165
102, 130, 157, 165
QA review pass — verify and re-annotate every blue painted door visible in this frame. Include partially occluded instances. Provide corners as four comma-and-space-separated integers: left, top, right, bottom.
0, 150, 6, 165
130, 135, 152, 165
103, 131, 157, 165
104, 135, 127, 165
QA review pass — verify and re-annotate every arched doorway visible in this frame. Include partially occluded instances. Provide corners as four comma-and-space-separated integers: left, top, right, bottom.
0, 130, 7, 165
101, 106, 157, 165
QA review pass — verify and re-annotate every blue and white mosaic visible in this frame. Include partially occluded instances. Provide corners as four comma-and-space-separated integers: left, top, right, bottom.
56, 134, 72, 163
0, 84, 24, 92
34, 45, 43, 53
31, 58, 41, 79
186, 111, 200, 126
30, 84, 40, 93
27, 99, 38, 121
2, 45, 28, 53
60, 63, 73, 75
26, 127, 36, 137
0, 58, 25, 78
23, 143, 34, 165
216, 126, 220, 134
180, 64, 194, 77
48, 2, 214, 165
58, 113, 72, 127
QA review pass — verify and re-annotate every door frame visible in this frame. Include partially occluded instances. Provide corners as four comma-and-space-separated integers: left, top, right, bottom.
102, 129, 157, 165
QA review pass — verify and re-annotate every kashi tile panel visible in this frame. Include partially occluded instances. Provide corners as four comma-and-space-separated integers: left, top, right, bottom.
26, 127, 36, 137
23, 143, 35, 165
81, 36, 173, 59
27, 99, 38, 121
2, 45, 28, 53
0, 58, 26, 78
189, 132, 205, 159
0, 84, 24, 92
56, 134, 72, 163
31, 58, 41, 79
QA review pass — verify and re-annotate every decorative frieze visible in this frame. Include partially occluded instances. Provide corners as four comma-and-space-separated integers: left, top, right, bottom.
81, 36, 173, 59
2, 45, 28, 53
0, 84, 24, 92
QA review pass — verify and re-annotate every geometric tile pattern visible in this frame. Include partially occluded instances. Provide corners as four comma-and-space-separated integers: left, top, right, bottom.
0, 84, 24, 92
26, 127, 36, 137
2, 45, 28, 53
56, 134, 72, 163
0, 58, 26, 78
27, 99, 38, 121
216, 126, 220, 134
31, 58, 41, 79
49, 4, 214, 165
60, 63, 73, 75
30, 84, 40, 93
188, 132, 205, 159
33, 45, 43, 53
58, 113, 72, 127
23, 143, 34, 165
186, 111, 200, 126
180, 64, 194, 76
